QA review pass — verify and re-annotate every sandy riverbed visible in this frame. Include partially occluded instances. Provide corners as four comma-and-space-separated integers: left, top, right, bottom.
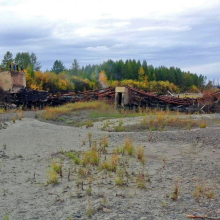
0, 115, 220, 220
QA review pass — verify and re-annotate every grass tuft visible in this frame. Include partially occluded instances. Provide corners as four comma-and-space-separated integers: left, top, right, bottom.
47, 169, 58, 184
124, 138, 134, 156
136, 146, 145, 164
81, 149, 99, 166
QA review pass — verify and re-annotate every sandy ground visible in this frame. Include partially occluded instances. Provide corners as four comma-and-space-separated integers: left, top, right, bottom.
0, 114, 220, 220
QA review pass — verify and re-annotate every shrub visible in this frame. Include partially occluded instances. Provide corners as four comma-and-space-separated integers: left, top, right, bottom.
81, 149, 99, 166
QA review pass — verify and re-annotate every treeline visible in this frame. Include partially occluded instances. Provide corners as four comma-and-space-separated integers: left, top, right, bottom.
0, 51, 207, 93
100, 60, 206, 91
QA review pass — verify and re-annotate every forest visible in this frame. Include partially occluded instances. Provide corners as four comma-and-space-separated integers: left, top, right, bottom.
0, 51, 207, 94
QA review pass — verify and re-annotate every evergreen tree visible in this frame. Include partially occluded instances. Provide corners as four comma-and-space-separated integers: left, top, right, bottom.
51, 60, 65, 74
142, 60, 148, 78
70, 59, 80, 76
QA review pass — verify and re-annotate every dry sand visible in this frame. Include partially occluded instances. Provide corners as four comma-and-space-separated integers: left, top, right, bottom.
0, 115, 220, 220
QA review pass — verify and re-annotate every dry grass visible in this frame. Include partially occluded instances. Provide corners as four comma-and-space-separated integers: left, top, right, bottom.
50, 159, 62, 174
16, 110, 24, 120
47, 169, 58, 184
86, 200, 93, 217
199, 121, 207, 128
12, 116, 16, 123
136, 146, 145, 164
192, 182, 215, 200
124, 138, 134, 156
0, 108, 5, 114
136, 174, 146, 188
41, 101, 109, 120
141, 114, 204, 131
99, 154, 118, 172
170, 182, 179, 201
81, 149, 99, 166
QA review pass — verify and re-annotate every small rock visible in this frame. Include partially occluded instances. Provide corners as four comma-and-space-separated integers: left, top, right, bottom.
103, 208, 111, 213
74, 213, 81, 218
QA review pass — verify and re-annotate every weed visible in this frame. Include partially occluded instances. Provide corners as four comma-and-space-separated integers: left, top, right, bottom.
65, 152, 75, 159
77, 120, 93, 128
147, 132, 152, 141
50, 160, 62, 174
170, 182, 179, 201
113, 146, 125, 155
78, 167, 87, 178
4, 215, 9, 220
124, 138, 134, 156
12, 116, 16, 123
118, 119, 123, 126
81, 149, 99, 166
101, 120, 110, 130
86, 186, 92, 196
99, 154, 118, 172
192, 182, 215, 200
114, 175, 124, 186
16, 110, 23, 120
0, 108, 5, 114
65, 152, 80, 164
136, 174, 146, 188
113, 125, 125, 132
73, 156, 81, 165
86, 200, 93, 217
88, 133, 92, 148
141, 117, 147, 125
199, 121, 207, 128
161, 201, 167, 208
98, 136, 109, 154
82, 139, 86, 146
136, 146, 145, 164
205, 190, 215, 199
56, 117, 65, 122
47, 169, 58, 184
192, 183, 204, 200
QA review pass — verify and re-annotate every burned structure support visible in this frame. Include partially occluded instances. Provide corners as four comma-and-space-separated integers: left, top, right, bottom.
115, 86, 220, 113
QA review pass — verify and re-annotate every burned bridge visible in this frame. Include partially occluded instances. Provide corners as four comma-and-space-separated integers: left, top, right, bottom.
0, 83, 220, 113
115, 86, 220, 113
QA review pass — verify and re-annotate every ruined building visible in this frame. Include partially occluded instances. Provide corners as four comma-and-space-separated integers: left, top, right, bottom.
0, 70, 26, 92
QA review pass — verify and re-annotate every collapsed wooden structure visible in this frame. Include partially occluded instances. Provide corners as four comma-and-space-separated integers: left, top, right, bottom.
115, 86, 220, 113
0, 85, 220, 113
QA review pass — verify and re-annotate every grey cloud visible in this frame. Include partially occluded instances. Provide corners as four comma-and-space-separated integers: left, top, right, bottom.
0, 3, 219, 79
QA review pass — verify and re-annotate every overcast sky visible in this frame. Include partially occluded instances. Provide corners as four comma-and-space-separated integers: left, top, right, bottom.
0, 0, 219, 79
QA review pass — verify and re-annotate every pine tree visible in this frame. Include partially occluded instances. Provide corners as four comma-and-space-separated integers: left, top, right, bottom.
1, 51, 13, 70
51, 60, 65, 74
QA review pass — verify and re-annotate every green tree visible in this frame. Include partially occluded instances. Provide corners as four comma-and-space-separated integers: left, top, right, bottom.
51, 60, 65, 74
30, 52, 41, 71
138, 66, 145, 81
14, 52, 31, 69
14, 52, 41, 71
70, 59, 80, 76
142, 60, 148, 77
1, 51, 13, 70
